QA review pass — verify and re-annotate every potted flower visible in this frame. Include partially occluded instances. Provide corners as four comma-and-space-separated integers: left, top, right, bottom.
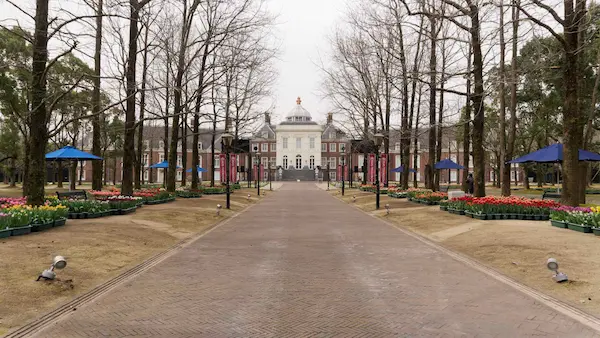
565, 209, 593, 233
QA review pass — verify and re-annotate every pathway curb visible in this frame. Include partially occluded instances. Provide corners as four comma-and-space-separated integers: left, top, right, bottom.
332, 191, 600, 334
3, 198, 264, 338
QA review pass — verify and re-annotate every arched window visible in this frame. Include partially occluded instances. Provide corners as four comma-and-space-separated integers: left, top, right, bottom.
283, 155, 288, 169
296, 155, 302, 169
309, 155, 315, 169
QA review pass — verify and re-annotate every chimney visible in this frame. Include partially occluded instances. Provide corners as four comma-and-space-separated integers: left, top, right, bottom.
264, 112, 271, 124
327, 112, 333, 124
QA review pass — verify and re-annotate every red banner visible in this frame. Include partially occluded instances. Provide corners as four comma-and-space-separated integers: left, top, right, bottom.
219, 154, 226, 183
380, 153, 388, 185
260, 164, 264, 180
369, 153, 375, 183
337, 164, 341, 181
253, 165, 257, 181
230, 153, 237, 183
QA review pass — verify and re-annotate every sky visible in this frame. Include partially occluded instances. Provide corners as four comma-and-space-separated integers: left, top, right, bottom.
267, 0, 348, 124
0, 0, 349, 124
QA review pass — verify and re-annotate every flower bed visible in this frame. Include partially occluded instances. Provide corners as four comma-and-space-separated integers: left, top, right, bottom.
358, 184, 388, 194
201, 187, 227, 195
0, 205, 68, 238
49, 200, 112, 219
413, 192, 448, 205
176, 188, 202, 198
444, 196, 560, 220
106, 196, 142, 213
550, 206, 600, 233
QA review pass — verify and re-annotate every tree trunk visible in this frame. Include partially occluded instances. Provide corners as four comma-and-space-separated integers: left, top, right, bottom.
468, 1, 486, 197
561, 0, 586, 206
191, 43, 211, 190
181, 115, 187, 186
135, 22, 150, 190
27, 0, 50, 205
91, 0, 103, 191
506, 0, 520, 197
462, 45, 472, 193
413, 88, 422, 188
122, 0, 145, 196
427, 15, 437, 191
499, 1, 510, 196
113, 156, 117, 185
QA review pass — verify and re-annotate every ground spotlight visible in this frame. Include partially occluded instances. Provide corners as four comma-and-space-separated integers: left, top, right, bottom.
37, 256, 67, 281
353, 195, 356, 203
247, 193, 251, 201
547, 258, 568, 283
216, 204, 222, 216
385, 203, 390, 215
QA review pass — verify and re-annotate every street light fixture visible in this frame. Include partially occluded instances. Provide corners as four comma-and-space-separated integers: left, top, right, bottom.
222, 132, 233, 209
374, 133, 384, 210
37, 256, 67, 281
256, 150, 261, 196
341, 145, 346, 196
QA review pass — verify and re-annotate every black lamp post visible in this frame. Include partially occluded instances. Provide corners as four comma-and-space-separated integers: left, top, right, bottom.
256, 152, 261, 196
222, 132, 233, 209
341, 145, 346, 196
327, 162, 330, 190
374, 133, 384, 210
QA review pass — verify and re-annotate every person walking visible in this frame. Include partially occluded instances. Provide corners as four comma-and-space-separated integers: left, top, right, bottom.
466, 173, 474, 195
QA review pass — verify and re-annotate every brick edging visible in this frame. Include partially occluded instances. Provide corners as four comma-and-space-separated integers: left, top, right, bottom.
332, 191, 600, 333
3, 198, 265, 338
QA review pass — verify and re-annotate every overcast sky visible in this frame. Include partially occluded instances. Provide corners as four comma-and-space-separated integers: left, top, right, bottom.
268, 0, 348, 123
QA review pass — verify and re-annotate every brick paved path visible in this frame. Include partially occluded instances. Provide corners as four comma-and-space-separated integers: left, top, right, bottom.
32, 183, 599, 337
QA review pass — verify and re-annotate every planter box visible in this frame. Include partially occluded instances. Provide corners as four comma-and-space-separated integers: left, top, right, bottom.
533, 215, 543, 221
439, 206, 448, 211
464, 211, 474, 218
567, 223, 592, 233
120, 207, 137, 215
473, 213, 488, 220
541, 215, 550, 221
593, 227, 600, 236
54, 218, 67, 227
11, 225, 31, 236
31, 222, 54, 232
68, 212, 88, 219
550, 220, 568, 229
0, 228, 11, 238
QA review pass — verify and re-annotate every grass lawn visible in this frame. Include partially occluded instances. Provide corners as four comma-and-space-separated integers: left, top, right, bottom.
334, 191, 600, 318
0, 187, 265, 335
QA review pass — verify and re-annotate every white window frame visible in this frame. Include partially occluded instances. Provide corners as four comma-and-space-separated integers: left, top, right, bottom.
143, 153, 149, 166
261, 143, 268, 152
329, 157, 336, 168
269, 157, 276, 169
252, 143, 259, 152
214, 155, 220, 168
159, 140, 164, 149
177, 171, 182, 181
310, 137, 315, 149
261, 157, 268, 166
283, 155, 288, 169
321, 143, 327, 152
339, 143, 345, 152
309, 155, 315, 169
283, 137, 288, 149
295, 155, 302, 169
296, 137, 302, 149
330, 172, 336, 181
177, 155, 182, 167
159, 154, 165, 162
271, 143, 276, 152
330, 143, 336, 152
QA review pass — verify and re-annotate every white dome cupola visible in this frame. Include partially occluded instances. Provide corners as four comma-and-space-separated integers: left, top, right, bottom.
285, 97, 313, 122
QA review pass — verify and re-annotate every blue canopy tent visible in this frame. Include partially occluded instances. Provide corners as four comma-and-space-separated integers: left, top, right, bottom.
391, 165, 417, 173
434, 159, 464, 190
45, 146, 102, 161
185, 165, 207, 173
508, 143, 600, 163
508, 143, 600, 190
148, 160, 181, 169
45, 146, 103, 190
434, 158, 465, 170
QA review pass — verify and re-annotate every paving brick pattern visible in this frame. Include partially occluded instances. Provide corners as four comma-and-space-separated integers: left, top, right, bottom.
32, 183, 599, 337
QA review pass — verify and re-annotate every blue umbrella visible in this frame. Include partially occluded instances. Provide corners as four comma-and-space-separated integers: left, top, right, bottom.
149, 160, 181, 169
509, 143, 600, 163
45, 146, 102, 161
186, 166, 208, 173
391, 165, 417, 173
435, 159, 464, 170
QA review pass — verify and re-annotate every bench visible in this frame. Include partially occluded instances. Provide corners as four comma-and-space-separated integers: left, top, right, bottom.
439, 186, 449, 193
56, 190, 87, 200
542, 190, 562, 201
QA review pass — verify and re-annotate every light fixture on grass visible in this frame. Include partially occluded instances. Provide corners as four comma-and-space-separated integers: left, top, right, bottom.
37, 256, 67, 281
547, 258, 568, 283
216, 204, 222, 216
385, 203, 390, 215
